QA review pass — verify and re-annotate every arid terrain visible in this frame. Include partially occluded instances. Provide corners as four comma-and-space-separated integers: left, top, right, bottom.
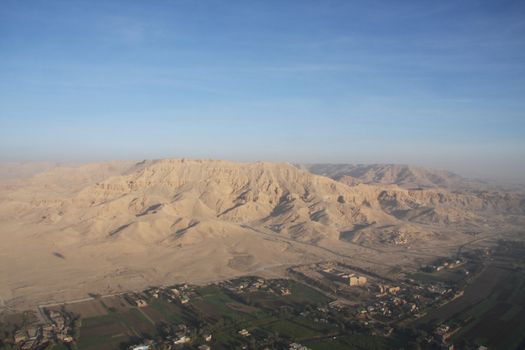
1, 159, 524, 312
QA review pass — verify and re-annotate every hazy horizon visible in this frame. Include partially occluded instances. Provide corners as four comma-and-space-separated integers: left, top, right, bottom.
1, 0, 524, 182
1, 155, 524, 184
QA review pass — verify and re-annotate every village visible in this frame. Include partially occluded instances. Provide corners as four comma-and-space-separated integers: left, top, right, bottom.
287, 261, 470, 332
0, 249, 498, 350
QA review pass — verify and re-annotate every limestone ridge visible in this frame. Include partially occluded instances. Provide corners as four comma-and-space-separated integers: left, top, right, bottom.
298, 163, 488, 190
2, 159, 523, 246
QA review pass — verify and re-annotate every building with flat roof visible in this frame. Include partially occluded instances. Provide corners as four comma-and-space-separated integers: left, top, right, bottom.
349, 275, 367, 286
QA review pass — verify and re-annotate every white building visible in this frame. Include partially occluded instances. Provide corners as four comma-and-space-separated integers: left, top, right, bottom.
130, 345, 150, 350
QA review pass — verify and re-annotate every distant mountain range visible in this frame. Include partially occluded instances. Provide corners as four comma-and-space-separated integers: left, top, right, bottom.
297, 163, 492, 190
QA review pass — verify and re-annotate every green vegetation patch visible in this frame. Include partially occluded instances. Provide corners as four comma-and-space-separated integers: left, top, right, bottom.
50, 344, 70, 350
148, 299, 186, 324
78, 308, 156, 349
306, 334, 388, 350
77, 314, 130, 350
80, 314, 116, 328
291, 316, 334, 333
410, 270, 464, 284
285, 280, 331, 304
262, 319, 321, 340
117, 308, 157, 336
195, 285, 260, 322
77, 332, 128, 350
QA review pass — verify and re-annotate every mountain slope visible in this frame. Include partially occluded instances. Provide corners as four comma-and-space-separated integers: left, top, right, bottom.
50, 159, 394, 243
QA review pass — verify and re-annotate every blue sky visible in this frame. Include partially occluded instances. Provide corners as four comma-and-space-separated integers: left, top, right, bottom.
1, 0, 524, 180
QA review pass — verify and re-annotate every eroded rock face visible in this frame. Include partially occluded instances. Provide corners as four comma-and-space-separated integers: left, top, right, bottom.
2, 158, 523, 246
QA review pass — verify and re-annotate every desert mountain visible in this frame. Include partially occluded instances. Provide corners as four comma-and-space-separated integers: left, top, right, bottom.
298, 163, 488, 190
1, 159, 523, 310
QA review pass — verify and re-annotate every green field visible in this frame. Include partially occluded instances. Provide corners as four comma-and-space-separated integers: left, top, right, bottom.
283, 280, 331, 304
71, 280, 335, 350
4, 277, 430, 350
410, 269, 466, 284
186, 281, 332, 348
77, 314, 130, 350
194, 284, 258, 321
449, 268, 525, 349
146, 299, 186, 324
418, 243, 525, 350
76, 281, 327, 349
262, 319, 321, 340
305, 334, 388, 350
77, 307, 157, 350
50, 344, 69, 350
